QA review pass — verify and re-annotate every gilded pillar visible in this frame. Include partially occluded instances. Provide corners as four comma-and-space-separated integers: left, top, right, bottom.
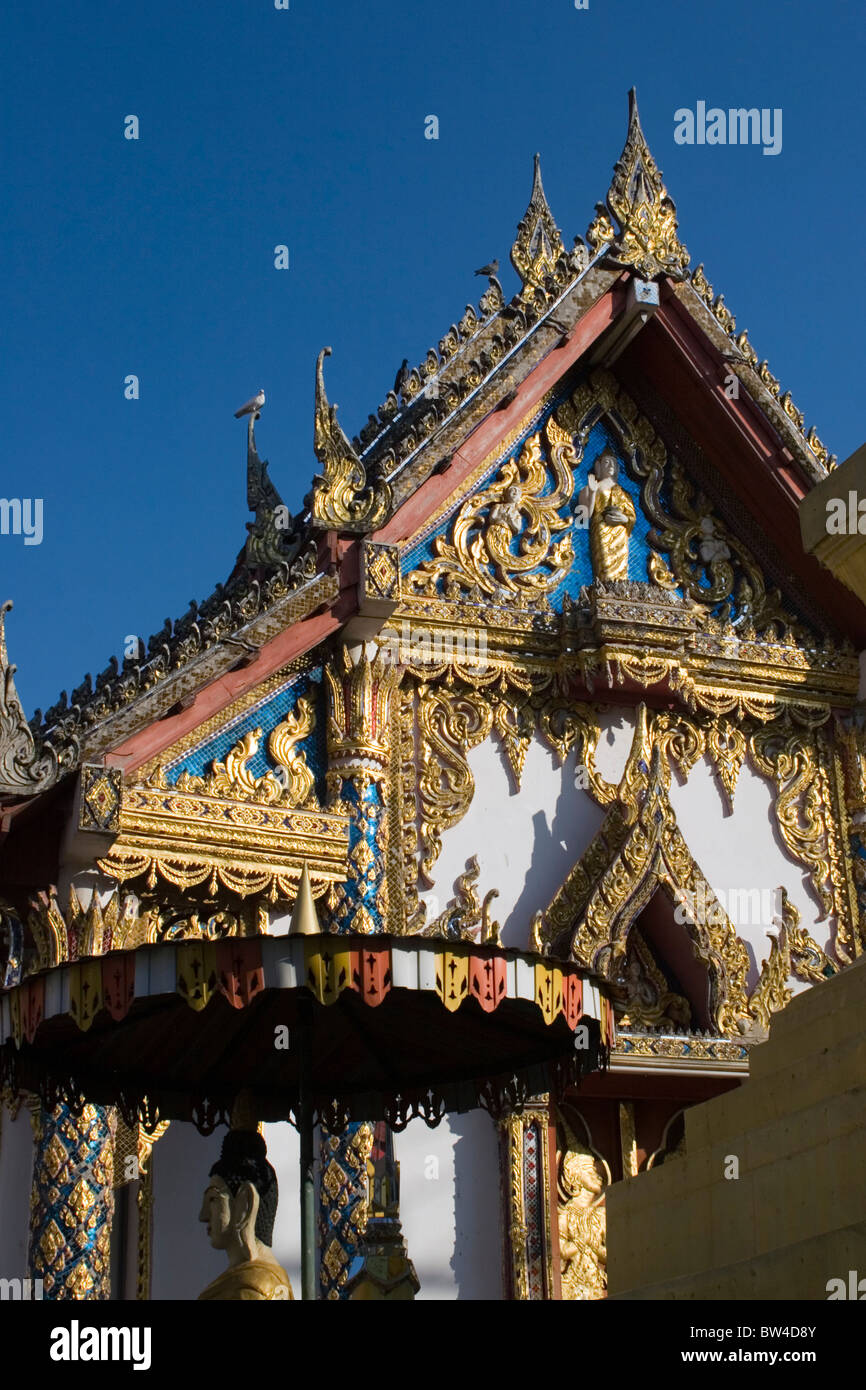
499, 1100, 557, 1300
28, 1102, 115, 1299
318, 643, 404, 1297
325, 642, 402, 934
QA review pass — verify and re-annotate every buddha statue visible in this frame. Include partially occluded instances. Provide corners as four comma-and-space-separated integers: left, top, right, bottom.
197, 1129, 293, 1300
578, 448, 635, 581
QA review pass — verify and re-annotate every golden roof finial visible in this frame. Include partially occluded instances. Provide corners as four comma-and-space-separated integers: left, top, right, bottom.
311, 347, 391, 532
587, 89, 689, 280
289, 859, 321, 936
0, 601, 57, 797
510, 153, 566, 290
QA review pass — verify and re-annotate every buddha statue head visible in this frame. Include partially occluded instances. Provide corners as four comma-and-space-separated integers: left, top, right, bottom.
594, 449, 619, 482
199, 1129, 278, 1264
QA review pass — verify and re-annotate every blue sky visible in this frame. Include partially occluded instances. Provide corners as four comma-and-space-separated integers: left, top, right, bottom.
2, 0, 864, 715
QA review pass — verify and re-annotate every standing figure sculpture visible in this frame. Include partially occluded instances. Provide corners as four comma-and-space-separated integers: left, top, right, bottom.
579, 448, 635, 581
198, 1129, 293, 1300
558, 1147, 608, 1300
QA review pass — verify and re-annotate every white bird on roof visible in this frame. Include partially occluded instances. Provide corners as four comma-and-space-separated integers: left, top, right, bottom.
234, 388, 266, 419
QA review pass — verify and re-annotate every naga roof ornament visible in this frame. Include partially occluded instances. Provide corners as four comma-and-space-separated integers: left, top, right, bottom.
0, 601, 59, 798
587, 88, 690, 281
510, 153, 567, 290
311, 347, 392, 532
243, 414, 302, 568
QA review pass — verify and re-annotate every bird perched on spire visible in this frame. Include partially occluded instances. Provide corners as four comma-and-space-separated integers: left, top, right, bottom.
234, 389, 266, 419
474, 259, 499, 278
393, 358, 410, 396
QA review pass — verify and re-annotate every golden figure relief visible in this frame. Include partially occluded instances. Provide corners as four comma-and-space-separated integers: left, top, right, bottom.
198, 1130, 293, 1301
579, 449, 635, 581
558, 1147, 608, 1300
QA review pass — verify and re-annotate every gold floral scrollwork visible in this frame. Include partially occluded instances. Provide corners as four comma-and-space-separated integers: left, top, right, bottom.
173, 696, 317, 807
536, 698, 612, 805
422, 856, 483, 939
311, 348, 391, 532
748, 721, 834, 918
586, 89, 689, 280
404, 417, 576, 601
417, 684, 493, 883
706, 720, 747, 811
747, 887, 837, 1029
777, 888, 838, 983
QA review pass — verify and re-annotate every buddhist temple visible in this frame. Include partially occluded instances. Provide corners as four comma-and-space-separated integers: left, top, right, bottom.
1, 90, 863, 1303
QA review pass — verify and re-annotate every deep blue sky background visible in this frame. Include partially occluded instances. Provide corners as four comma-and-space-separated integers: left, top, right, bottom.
2, 0, 864, 716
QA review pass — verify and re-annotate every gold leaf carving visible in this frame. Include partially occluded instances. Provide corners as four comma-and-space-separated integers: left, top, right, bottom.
405, 418, 576, 601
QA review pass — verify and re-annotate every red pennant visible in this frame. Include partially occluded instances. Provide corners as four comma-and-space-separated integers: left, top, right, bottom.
22, 978, 45, 1043
354, 946, 392, 1006
216, 939, 264, 1009
563, 972, 582, 1031
102, 953, 136, 1022
468, 952, 507, 1013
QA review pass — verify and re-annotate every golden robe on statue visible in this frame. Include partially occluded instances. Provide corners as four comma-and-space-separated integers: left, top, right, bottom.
579, 449, 636, 582
198, 1257, 293, 1301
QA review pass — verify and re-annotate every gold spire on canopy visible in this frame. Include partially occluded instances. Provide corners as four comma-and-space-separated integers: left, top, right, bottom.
587, 88, 690, 281
510, 153, 567, 290
311, 347, 391, 532
289, 860, 321, 936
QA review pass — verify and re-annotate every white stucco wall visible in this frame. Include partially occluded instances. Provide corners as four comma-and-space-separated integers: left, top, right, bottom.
396, 1109, 502, 1300
0, 1104, 32, 1281
424, 732, 607, 949
151, 1122, 224, 1299
667, 754, 825, 989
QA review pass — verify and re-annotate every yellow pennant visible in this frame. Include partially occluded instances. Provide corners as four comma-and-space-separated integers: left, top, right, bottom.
436, 951, 470, 1012
176, 941, 218, 1011
69, 960, 103, 1031
304, 941, 353, 1006
534, 963, 564, 1025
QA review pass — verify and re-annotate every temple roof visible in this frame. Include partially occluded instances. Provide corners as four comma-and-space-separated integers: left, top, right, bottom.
0, 90, 853, 802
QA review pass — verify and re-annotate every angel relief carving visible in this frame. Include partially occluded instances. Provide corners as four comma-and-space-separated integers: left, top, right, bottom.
556, 1111, 610, 1302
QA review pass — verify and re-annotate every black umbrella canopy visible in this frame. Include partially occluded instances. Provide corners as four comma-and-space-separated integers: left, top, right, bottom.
0, 934, 609, 1132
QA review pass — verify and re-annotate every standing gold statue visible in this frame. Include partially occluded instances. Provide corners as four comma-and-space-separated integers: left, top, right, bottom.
558, 1147, 608, 1300
198, 1130, 293, 1300
579, 449, 635, 581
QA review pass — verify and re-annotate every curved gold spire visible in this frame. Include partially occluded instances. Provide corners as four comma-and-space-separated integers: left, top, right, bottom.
0, 601, 58, 797
587, 89, 689, 280
311, 347, 391, 532
289, 860, 321, 936
510, 153, 566, 290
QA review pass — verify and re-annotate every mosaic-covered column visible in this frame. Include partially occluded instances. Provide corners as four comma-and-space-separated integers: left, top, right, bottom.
500, 1099, 558, 1300
28, 1103, 115, 1299
318, 642, 404, 1297
325, 641, 402, 933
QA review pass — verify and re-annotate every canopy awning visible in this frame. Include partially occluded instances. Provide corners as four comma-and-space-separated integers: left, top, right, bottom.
0, 934, 612, 1132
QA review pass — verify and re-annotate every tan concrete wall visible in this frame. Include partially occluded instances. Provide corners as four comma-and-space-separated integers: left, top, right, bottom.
606, 958, 866, 1300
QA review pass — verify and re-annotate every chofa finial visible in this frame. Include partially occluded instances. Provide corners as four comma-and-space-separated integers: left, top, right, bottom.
0, 601, 59, 797
510, 152, 567, 290
311, 348, 391, 533
586, 88, 690, 280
